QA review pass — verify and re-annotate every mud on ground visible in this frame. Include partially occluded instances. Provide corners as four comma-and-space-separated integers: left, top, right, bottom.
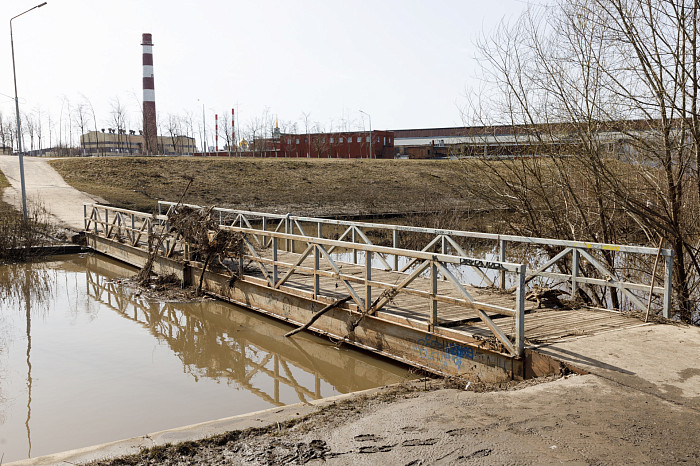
87, 373, 700, 465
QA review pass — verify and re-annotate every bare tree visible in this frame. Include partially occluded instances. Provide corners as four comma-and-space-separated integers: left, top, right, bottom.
466, 0, 700, 322
73, 103, 90, 156
109, 97, 129, 155
24, 113, 35, 152
34, 107, 43, 153
301, 112, 311, 158
0, 112, 8, 152
81, 95, 101, 156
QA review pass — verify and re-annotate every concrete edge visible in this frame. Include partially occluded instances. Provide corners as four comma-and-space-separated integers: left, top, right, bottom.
7, 384, 398, 466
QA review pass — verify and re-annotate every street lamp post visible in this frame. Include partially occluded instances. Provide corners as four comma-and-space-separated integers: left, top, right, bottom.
10, 2, 47, 221
202, 103, 207, 157
359, 110, 372, 159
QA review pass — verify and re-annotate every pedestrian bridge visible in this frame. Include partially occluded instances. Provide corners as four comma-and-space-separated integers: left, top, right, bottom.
82, 201, 673, 381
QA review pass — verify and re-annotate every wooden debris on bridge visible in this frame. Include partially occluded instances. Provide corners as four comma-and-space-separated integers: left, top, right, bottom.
167, 205, 244, 293
525, 285, 569, 309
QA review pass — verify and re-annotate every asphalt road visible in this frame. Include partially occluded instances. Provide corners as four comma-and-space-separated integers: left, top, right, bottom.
0, 155, 105, 230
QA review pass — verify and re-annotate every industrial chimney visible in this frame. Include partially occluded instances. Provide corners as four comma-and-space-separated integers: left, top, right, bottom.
141, 33, 158, 154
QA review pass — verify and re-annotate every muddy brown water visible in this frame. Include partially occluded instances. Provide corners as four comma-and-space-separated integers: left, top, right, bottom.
0, 254, 414, 462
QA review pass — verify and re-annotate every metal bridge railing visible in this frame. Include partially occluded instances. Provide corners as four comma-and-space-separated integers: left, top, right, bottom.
158, 201, 674, 318
85, 203, 529, 357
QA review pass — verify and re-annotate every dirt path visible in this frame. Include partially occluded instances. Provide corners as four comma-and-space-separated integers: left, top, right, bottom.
247, 375, 699, 465
0, 156, 105, 230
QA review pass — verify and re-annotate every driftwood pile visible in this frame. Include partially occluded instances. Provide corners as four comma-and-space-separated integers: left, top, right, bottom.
168, 206, 244, 293
137, 205, 243, 294
525, 285, 569, 309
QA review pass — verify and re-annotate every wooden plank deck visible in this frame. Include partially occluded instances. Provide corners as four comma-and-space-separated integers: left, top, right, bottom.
252, 249, 646, 346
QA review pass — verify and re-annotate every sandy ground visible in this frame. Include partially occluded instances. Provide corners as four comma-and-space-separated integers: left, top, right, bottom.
0, 155, 105, 230
224, 374, 699, 465
47, 374, 693, 465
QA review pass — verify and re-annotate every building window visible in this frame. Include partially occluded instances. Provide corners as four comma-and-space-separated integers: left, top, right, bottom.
366, 136, 370, 142
339, 137, 343, 143
287, 138, 291, 144
296, 138, 300, 144
330, 137, 334, 143
383, 137, 386, 145
357, 137, 361, 143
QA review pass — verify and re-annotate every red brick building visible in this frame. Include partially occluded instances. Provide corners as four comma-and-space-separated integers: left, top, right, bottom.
200, 130, 395, 158
278, 130, 394, 158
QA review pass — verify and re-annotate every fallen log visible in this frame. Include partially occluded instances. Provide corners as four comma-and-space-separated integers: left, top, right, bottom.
285, 296, 352, 338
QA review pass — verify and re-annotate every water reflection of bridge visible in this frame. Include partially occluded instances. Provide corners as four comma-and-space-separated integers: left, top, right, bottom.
84, 256, 407, 407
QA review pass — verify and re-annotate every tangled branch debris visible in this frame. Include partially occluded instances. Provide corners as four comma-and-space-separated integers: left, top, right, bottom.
167, 206, 244, 293
137, 178, 193, 286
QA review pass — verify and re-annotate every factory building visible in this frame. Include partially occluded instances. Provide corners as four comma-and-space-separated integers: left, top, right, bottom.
198, 130, 395, 159
278, 130, 394, 158
393, 123, 642, 159
80, 130, 196, 156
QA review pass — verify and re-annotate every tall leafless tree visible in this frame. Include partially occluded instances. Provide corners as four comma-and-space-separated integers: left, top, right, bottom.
466, 0, 700, 322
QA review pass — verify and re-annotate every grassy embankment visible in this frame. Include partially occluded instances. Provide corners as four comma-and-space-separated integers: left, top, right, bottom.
48, 157, 480, 216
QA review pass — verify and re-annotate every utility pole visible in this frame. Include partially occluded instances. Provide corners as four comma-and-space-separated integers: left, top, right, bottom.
10, 2, 48, 220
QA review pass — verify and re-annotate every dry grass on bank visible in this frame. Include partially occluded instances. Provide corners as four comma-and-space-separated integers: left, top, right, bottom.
0, 170, 58, 262
48, 157, 479, 215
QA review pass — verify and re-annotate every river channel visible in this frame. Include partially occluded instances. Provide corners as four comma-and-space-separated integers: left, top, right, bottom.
0, 254, 413, 462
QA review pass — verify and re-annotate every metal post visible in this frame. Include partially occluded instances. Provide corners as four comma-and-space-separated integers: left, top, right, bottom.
571, 248, 580, 296
285, 214, 290, 252
352, 227, 357, 264
202, 102, 207, 156
290, 217, 295, 253
514, 264, 526, 357
499, 239, 506, 289
366, 251, 372, 312
262, 217, 267, 247
272, 236, 278, 287
10, 4, 47, 221
430, 257, 438, 329
314, 245, 319, 299
393, 229, 399, 271
441, 235, 446, 254
663, 252, 673, 319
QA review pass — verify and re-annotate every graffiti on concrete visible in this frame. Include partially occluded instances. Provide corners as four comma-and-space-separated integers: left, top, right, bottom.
412, 336, 474, 371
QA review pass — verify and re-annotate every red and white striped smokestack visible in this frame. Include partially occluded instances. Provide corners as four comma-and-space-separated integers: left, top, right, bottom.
142, 33, 158, 154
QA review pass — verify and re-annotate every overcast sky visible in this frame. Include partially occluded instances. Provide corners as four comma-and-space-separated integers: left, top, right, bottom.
1, 0, 532, 137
